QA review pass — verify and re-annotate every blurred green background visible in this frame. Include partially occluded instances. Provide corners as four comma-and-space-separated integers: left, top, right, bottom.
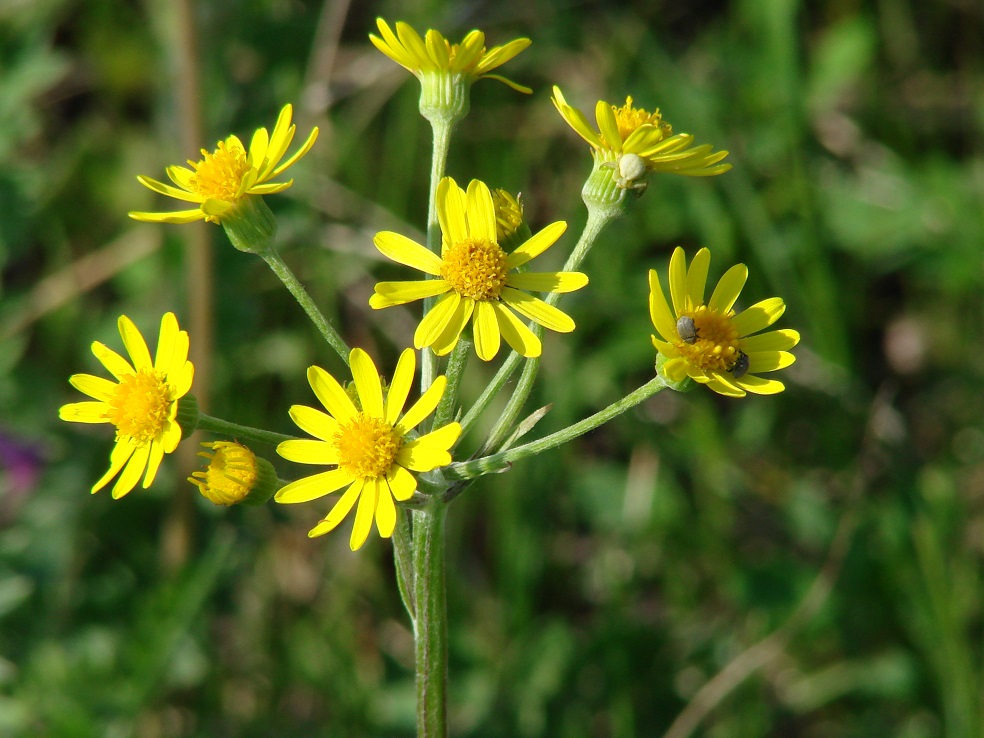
2, 0, 983, 735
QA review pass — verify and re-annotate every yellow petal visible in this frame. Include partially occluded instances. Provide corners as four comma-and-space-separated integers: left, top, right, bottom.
396, 375, 446, 436
733, 297, 786, 337
277, 439, 337, 465
668, 247, 688, 317
737, 375, 786, 395
68, 374, 116, 402
438, 176, 468, 246
500, 288, 574, 333
740, 329, 800, 353
414, 292, 461, 350
307, 479, 363, 535
707, 264, 748, 314
648, 269, 678, 343
288, 404, 339, 441
595, 99, 622, 151
386, 464, 417, 501
91, 341, 134, 380
349, 479, 377, 550
505, 221, 567, 269
59, 400, 109, 423
506, 271, 587, 294
92, 440, 135, 493
370, 279, 450, 308
429, 298, 474, 356
685, 248, 711, 310
492, 301, 541, 357
465, 180, 497, 243
350, 348, 384, 418
385, 349, 415, 426
112, 443, 150, 499
118, 315, 153, 371
276, 468, 353, 503
472, 300, 501, 361
307, 365, 357, 423
374, 479, 397, 538
373, 231, 443, 275
142, 440, 165, 489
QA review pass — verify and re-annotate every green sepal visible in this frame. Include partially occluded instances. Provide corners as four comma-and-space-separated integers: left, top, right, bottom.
220, 195, 278, 255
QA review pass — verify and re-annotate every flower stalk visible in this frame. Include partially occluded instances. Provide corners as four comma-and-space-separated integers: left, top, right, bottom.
448, 374, 669, 485
260, 251, 351, 364
413, 501, 449, 738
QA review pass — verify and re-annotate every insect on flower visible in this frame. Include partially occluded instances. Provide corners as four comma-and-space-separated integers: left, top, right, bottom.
676, 315, 699, 345
729, 350, 750, 380
602, 153, 650, 194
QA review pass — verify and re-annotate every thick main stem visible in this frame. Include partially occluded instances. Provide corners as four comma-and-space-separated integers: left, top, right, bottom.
413, 502, 449, 738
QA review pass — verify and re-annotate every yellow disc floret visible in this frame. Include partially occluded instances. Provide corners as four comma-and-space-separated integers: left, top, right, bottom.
333, 414, 403, 480
108, 369, 172, 444
607, 96, 673, 146
440, 238, 509, 301
188, 141, 249, 202
675, 306, 741, 373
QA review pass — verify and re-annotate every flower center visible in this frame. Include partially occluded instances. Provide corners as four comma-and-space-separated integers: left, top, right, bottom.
440, 238, 509, 301
676, 306, 741, 373
601, 97, 674, 148
189, 140, 249, 201
108, 369, 172, 444
193, 442, 257, 505
333, 414, 403, 480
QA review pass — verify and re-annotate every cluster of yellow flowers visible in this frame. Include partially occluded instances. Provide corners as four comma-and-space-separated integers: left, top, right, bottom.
60, 19, 798, 551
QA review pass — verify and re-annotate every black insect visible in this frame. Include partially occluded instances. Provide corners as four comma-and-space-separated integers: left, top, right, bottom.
729, 350, 750, 379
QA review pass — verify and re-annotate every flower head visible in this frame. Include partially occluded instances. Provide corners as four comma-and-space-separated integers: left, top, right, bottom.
59, 313, 195, 498
370, 19, 531, 93
129, 104, 318, 226
370, 177, 588, 361
276, 348, 461, 550
190, 441, 277, 506
552, 86, 731, 179
649, 247, 799, 397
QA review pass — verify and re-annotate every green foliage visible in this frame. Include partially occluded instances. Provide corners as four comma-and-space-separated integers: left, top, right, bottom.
3, 0, 983, 735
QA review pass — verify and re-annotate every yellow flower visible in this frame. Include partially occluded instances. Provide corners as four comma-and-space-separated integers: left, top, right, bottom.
370, 18, 531, 93
649, 247, 799, 397
551, 86, 731, 179
129, 104, 318, 225
59, 313, 195, 498
370, 177, 588, 361
276, 348, 461, 550
190, 441, 277, 506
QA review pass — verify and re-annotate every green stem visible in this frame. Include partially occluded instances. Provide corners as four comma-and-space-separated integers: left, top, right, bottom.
413, 502, 449, 737
445, 374, 668, 485
421, 118, 455, 392
476, 205, 620, 450
196, 412, 297, 447
434, 338, 470, 430
393, 509, 415, 624
260, 251, 350, 365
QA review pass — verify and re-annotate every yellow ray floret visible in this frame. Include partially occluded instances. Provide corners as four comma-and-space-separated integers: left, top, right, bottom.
59, 312, 195, 498
551, 86, 731, 177
648, 247, 799, 398
370, 177, 588, 361
275, 348, 462, 550
370, 18, 531, 93
129, 104, 318, 225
